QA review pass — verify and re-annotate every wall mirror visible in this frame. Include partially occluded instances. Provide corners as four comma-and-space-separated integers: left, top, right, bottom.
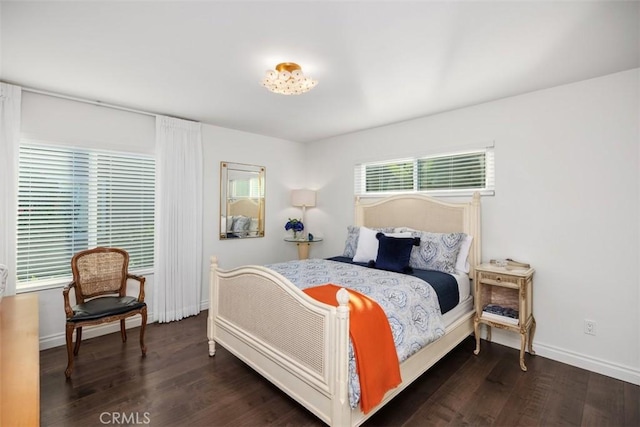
220, 162, 265, 239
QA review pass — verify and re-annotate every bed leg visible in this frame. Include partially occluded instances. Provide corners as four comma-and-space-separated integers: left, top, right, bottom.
473, 318, 481, 355
208, 339, 216, 356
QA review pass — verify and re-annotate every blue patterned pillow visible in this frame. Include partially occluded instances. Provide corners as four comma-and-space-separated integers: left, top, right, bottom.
343, 225, 394, 258
408, 231, 466, 274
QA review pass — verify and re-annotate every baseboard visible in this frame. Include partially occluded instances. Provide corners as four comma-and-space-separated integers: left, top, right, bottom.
39, 300, 210, 351
487, 331, 640, 386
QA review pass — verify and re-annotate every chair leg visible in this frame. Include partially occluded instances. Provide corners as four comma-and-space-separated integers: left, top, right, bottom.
140, 307, 148, 356
65, 323, 75, 378
73, 326, 82, 355
120, 319, 127, 343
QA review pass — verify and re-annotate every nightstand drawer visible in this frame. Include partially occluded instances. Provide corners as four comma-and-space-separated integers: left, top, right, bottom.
478, 271, 521, 289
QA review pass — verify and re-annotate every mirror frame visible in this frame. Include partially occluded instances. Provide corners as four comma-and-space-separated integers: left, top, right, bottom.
220, 161, 265, 239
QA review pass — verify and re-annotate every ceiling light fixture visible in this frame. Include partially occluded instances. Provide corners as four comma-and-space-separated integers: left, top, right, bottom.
260, 62, 318, 95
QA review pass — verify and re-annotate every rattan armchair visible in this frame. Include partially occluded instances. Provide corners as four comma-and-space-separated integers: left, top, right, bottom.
63, 247, 147, 378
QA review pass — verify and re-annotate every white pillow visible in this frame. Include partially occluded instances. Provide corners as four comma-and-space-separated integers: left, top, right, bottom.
352, 227, 379, 262
455, 234, 473, 274
353, 227, 412, 263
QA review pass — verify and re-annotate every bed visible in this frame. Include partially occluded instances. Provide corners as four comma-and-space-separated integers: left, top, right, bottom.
207, 192, 481, 426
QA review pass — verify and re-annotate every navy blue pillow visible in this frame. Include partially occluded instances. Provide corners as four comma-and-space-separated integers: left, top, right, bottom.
371, 232, 419, 273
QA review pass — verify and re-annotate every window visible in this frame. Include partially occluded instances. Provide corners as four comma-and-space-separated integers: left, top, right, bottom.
229, 175, 262, 198
17, 143, 155, 287
354, 146, 494, 197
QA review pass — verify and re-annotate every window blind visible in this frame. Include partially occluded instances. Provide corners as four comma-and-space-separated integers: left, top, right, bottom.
230, 176, 263, 198
354, 147, 495, 197
17, 144, 155, 285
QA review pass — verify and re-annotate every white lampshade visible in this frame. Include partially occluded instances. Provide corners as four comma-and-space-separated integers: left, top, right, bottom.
291, 189, 316, 207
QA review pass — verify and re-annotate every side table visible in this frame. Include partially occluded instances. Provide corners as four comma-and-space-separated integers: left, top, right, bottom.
473, 262, 536, 371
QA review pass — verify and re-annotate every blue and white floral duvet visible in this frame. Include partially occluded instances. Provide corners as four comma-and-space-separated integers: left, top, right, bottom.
265, 258, 445, 409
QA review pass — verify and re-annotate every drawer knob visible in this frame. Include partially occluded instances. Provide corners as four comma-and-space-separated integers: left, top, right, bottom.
496, 276, 501, 282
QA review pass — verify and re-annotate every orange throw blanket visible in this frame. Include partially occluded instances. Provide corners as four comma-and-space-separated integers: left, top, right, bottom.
303, 284, 402, 414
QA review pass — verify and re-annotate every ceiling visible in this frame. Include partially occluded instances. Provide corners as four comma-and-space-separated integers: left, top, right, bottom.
1, 1, 638, 143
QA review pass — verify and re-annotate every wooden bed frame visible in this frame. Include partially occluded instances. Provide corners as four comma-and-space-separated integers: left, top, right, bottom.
208, 193, 481, 426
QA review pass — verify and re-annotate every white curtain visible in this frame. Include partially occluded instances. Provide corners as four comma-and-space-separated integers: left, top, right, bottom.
154, 116, 203, 322
0, 83, 21, 297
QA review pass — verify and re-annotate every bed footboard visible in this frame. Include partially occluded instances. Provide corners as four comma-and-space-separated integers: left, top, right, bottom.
207, 256, 475, 427
208, 256, 352, 426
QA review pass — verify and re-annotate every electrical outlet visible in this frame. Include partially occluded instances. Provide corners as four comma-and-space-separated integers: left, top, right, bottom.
584, 319, 597, 336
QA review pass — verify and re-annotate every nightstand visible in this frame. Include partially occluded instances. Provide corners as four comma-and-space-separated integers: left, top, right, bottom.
473, 262, 536, 371
284, 237, 323, 260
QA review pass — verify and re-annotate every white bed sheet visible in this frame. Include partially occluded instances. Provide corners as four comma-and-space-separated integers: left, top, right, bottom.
442, 272, 473, 327
452, 272, 471, 304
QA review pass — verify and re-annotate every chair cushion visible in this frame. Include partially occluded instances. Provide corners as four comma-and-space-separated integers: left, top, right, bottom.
69, 296, 145, 322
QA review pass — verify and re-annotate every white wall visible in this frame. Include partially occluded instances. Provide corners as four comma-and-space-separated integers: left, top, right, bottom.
19, 91, 307, 349
200, 123, 311, 303
306, 69, 640, 385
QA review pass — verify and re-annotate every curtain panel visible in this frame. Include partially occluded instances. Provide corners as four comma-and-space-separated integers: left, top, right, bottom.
154, 116, 203, 322
0, 83, 22, 296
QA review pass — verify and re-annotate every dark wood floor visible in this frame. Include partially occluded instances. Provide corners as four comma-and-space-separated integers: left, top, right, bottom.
40, 312, 639, 427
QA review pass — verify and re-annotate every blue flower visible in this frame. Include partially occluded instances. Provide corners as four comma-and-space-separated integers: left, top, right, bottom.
285, 218, 304, 232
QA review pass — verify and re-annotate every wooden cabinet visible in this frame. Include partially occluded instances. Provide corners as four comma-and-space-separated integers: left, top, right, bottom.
1, 294, 40, 426
473, 263, 535, 371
